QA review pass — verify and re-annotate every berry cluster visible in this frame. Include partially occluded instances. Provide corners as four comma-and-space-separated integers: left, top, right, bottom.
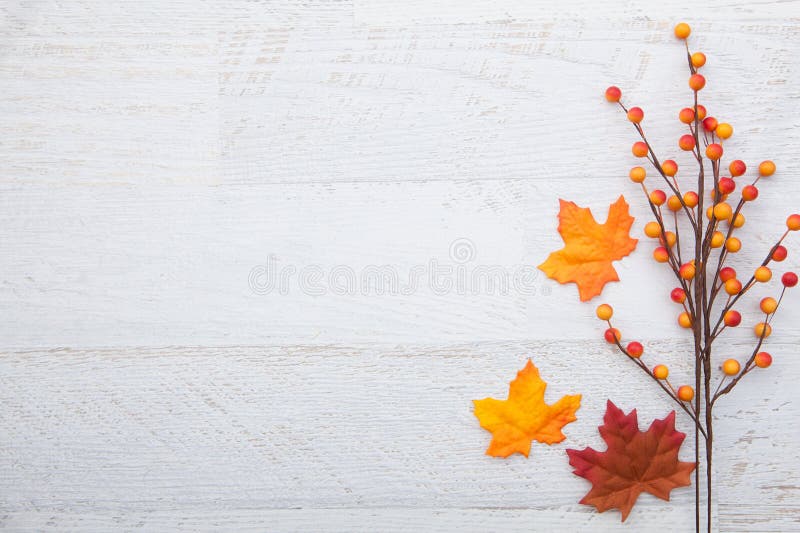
600, 23, 797, 532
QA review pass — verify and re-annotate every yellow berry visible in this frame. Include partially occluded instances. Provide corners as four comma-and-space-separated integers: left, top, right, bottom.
674, 23, 691, 39
661, 231, 677, 248
596, 304, 614, 321
653, 364, 669, 380
754, 266, 772, 283
716, 123, 733, 139
667, 195, 683, 212
713, 202, 732, 220
644, 221, 662, 238
629, 166, 647, 183
731, 213, 745, 228
677, 385, 694, 402
724, 278, 742, 295
754, 322, 772, 338
725, 237, 741, 253
759, 160, 776, 177
722, 359, 740, 376
678, 311, 692, 328
710, 231, 725, 248
760, 297, 778, 314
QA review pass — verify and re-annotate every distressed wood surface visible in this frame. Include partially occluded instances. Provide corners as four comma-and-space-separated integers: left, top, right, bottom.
1, 1, 799, 531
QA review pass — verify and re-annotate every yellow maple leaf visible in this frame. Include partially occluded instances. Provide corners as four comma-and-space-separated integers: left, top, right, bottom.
538, 195, 638, 301
473, 359, 581, 458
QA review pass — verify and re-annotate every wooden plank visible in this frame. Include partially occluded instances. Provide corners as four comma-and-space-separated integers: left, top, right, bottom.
1, 1, 799, 530
1, 343, 797, 530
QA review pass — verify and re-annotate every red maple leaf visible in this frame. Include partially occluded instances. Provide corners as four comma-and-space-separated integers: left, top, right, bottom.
566, 400, 696, 521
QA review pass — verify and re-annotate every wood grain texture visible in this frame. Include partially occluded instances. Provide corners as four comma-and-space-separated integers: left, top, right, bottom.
1, 0, 799, 531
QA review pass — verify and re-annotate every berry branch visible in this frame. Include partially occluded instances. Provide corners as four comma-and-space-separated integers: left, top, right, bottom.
600, 22, 799, 533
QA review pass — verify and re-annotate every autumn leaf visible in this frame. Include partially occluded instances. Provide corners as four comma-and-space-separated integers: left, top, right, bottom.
567, 400, 696, 522
473, 360, 581, 458
538, 195, 638, 301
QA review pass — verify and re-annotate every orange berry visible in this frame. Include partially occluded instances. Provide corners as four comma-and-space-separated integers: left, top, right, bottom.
723, 310, 741, 327
660, 231, 677, 248
629, 166, 646, 183
627, 107, 644, 123
650, 189, 667, 206
703, 117, 718, 132
716, 123, 733, 139
771, 245, 788, 262
679, 134, 696, 151
678, 108, 695, 124
760, 297, 778, 314
758, 160, 776, 176
696, 105, 707, 120
713, 202, 732, 220
729, 160, 746, 177
644, 221, 662, 238
632, 141, 649, 157
596, 303, 613, 320
605, 86, 622, 102
754, 322, 772, 338
653, 364, 669, 379
626, 341, 644, 358
710, 231, 725, 248
722, 359, 740, 376
741, 184, 759, 201
706, 143, 723, 160
724, 278, 742, 295
754, 266, 772, 283
689, 74, 706, 91
604, 327, 622, 343
667, 195, 682, 212
719, 267, 737, 282
674, 23, 691, 39
678, 311, 692, 328
670, 287, 687, 303
787, 214, 800, 231
662, 159, 678, 176
680, 263, 696, 280
677, 385, 695, 402
725, 237, 742, 253
754, 351, 772, 368
710, 188, 727, 203
653, 247, 670, 263
691, 52, 706, 68
731, 213, 745, 228
683, 191, 699, 208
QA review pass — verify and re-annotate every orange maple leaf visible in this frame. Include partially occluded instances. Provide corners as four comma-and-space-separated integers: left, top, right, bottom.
473, 359, 581, 458
538, 195, 638, 301
567, 400, 696, 522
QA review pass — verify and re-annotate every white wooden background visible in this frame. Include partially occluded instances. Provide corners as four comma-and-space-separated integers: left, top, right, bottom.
1, 1, 799, 531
